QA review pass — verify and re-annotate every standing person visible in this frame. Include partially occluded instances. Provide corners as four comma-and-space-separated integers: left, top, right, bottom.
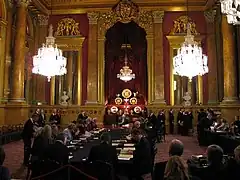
169, 109, 174, 134
0, 146, 10, 180
49, 109, 61, 126
38, 109, 46, 127
177, 108, 184, 135
21, 113, 39, 166
157, 110, 166, 142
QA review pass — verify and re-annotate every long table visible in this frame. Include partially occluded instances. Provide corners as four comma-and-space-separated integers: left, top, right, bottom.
204, 129, 240, 154
69, 128, 133, 179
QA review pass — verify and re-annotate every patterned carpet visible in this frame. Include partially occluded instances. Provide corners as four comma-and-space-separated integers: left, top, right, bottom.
3, 135, 206, 179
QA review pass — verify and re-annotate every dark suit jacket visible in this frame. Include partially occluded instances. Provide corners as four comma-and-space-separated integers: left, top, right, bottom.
31, 136, 50, 159
133, 137, 152, 176
0, 166, 10, 180
49, 114, 61, 125
38, 114, 46, 127
88, 142, 118, 168
226, 158, 240, 180
77, 114, 88, 123
45, 141, 69, 165
198, 164, 227, 180
22, 119, 34, 140
149, 114, 157, 128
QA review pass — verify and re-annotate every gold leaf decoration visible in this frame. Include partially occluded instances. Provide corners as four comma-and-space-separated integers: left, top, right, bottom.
55, 18, 81, 36
169, 16, 199, 35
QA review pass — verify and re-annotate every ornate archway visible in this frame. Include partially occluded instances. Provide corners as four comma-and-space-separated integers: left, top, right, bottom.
97, 4, 154, 105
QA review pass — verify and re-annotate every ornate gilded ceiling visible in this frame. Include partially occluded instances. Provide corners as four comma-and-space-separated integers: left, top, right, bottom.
32, 0, 216, 15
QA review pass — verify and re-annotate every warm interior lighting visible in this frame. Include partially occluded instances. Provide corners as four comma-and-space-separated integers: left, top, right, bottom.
173, 24, 208, 80
220, 0, 240, 25
117, 44, 135, 82
32, 25, 67, 81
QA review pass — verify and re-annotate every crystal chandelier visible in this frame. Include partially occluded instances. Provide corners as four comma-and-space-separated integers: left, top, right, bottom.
32, 25, 67, 81
220, 0, 240, 25
117, 44, 135, 82
173, 25, 208, 80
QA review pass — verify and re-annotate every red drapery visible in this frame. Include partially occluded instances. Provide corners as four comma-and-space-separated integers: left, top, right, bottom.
104, 21, 147, 104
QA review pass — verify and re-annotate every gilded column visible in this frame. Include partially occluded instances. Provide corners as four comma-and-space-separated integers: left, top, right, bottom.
86, 12, 99, 104
221, 15, 238, 103
76, 51, 82, 105
10, 0, 29, 102
36, 14, 48, 103
205, 10, 218, 104
66, 51, 73, 103
50, 77, 55, 105
4, 0, 13, 100
152, 11, 165, 104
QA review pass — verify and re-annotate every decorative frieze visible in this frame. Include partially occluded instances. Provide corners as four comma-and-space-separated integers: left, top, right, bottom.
17, 0, 30, 7
204, 10, 216, 23
37, 14, 49, 26
87, 12, 99, 25
152, 11, 164, 24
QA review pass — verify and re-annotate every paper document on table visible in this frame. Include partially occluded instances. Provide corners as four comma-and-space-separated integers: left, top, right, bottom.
118, 154, 133, 160
67, 145, 75, 148
124, 143, 134, 147
123, 147, 135, 151
112, 143, 119, 146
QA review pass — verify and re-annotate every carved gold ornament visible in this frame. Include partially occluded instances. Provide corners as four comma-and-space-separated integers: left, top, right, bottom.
112, 0, 139, 23
111, 106, 118, 113
115, 97, 123, 105
130, 97, 137, 105
55, 18, 81, 36
134, 106, 141, 113
122, 89, 132, 99
170, 16, 199, 35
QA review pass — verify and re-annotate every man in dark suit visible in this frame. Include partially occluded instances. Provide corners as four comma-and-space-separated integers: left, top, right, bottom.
199, 145, 227, 180
45, 133, 69, 165
88, 132, 117, 167
148, 110, 157, 128
154, 139, 184, 180
130, 128, 152, 180
49, 109, 61, 126
38, 109, 46, 127
22, 113, 39, 166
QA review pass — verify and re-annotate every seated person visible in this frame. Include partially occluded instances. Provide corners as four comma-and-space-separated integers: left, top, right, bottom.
45, 133, 69, 165
0, 146, 10, 180
226, 145, 240, 180
130, 128, 152, 179
88, 132, 118, 168
155, 139, 184, 180
232, 116, 240, 135
63, 123, 76, 141
199, 145, 227, 180
164, 156, 200, 180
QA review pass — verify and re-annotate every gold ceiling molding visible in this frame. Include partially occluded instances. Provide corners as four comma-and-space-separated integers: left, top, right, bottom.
169, 16, 199, 35
98, 0, 154, 36
98, 9, 153, 36
112, 0, 139, 23
55, 18, 81, 36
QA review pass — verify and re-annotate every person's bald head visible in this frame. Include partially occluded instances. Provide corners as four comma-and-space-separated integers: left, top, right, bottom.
134, 121, 141, 129
169, 139, 184, 156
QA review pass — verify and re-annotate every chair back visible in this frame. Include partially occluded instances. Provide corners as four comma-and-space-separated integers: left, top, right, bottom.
89, 160, 115, 180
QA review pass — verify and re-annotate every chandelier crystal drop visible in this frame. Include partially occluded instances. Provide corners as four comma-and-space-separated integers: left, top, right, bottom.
32, 24, 67, 82
117, 46, 135, 82
220, 0, 240, 25
173, 24, 208, 80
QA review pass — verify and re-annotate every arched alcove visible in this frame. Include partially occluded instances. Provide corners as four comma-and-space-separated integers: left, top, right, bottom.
0, 0, 7, 20
104, 21, 147, 104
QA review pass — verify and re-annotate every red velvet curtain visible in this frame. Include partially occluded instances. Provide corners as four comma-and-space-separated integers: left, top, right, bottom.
105, 21, 147, 104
